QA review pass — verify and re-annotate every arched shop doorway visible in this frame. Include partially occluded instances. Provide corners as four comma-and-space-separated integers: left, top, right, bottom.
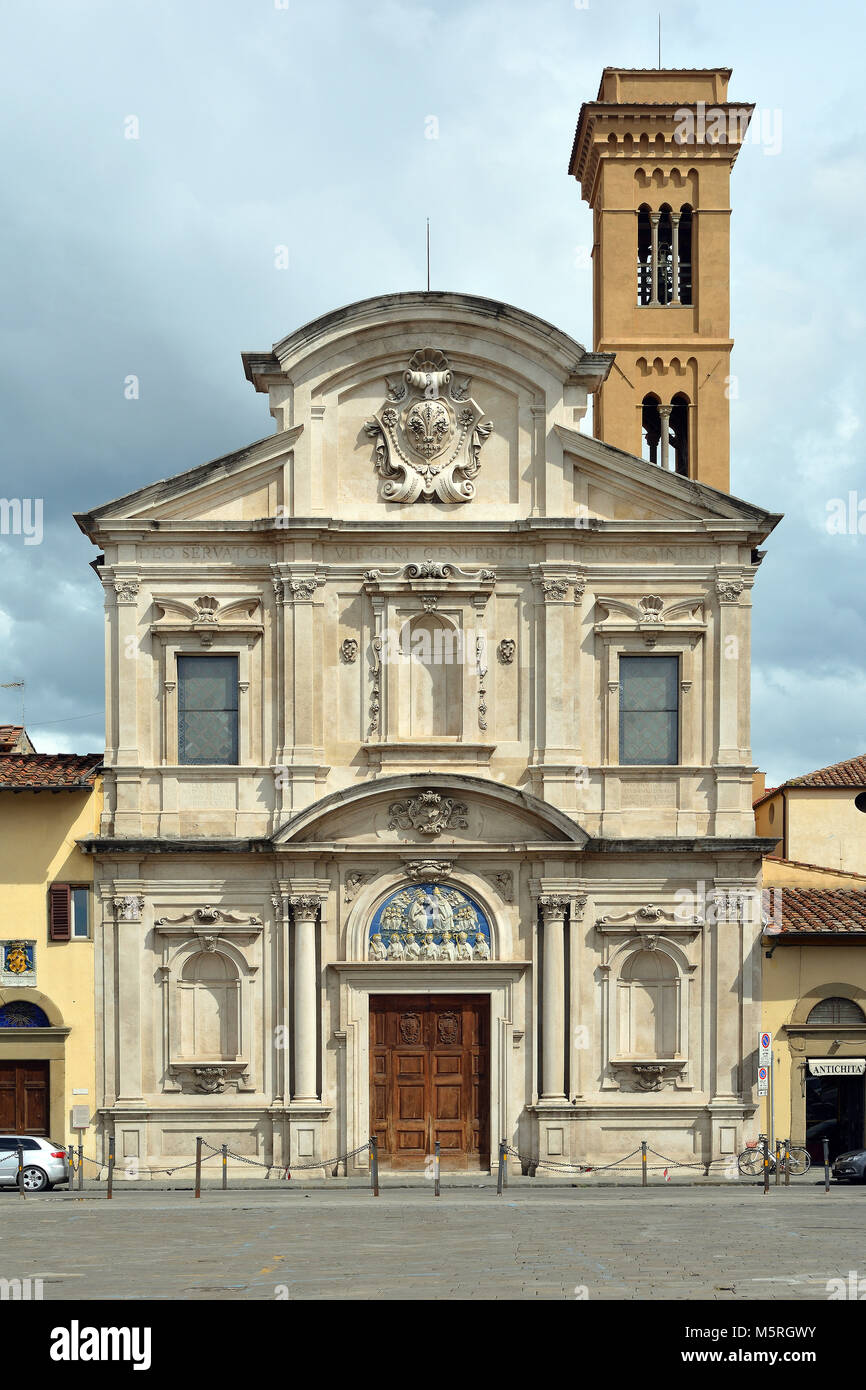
802, 998, 866, 1162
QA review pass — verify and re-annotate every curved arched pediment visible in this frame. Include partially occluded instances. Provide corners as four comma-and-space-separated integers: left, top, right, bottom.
271, 774, 588, 847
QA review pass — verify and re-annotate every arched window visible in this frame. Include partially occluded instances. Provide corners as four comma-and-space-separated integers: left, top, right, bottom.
670, 393, 690, 476
806, 997, 866, 1026
637, 203, 693, 307
0, 1001, 50, 1028
399, 614, 461, 739
641, 393, 661, 464
637, 206, 652, 305
618, 949, 679, 1057
178, 950, 240, 1060
678, 205, 693, 304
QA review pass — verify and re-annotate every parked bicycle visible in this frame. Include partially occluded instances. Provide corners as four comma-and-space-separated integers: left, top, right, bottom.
737, 1134, 811, 1177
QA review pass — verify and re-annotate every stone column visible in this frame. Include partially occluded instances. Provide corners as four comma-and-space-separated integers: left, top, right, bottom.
714, 577, 746, 764
539, 895, 569, 1100
291, 894, 322, 1102
113, 890, 145, 1102
670, 213, 681, 305
658, 404, 673, 471
649, 213, 661, 307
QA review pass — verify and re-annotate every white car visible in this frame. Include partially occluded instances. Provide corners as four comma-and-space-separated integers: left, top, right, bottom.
0, 1135, 69, 1190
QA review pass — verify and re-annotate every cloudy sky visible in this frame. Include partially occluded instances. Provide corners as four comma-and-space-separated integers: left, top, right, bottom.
1, 0, 863, 787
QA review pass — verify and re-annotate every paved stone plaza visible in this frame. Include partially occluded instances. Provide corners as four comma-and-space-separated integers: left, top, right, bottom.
2, 1184, 864, 1300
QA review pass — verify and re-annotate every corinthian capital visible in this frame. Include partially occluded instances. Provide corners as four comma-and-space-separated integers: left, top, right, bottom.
290, 894, 324, 919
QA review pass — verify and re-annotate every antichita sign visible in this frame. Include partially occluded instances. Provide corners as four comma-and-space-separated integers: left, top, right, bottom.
807, 1059, 866, 1076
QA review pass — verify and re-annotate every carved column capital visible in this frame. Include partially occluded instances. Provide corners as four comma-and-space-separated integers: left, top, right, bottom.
289, 894, 324, 921
113, 577, 140, 604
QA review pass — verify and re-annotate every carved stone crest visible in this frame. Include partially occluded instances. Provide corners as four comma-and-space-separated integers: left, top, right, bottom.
399, 1013, 422, 1045
498, 638, 516, 664
194, 1067, 228, 1094
438, 1012, 460, 1045
340, 638, 359, 663
388, 790, 469, 836
365, 347, 493, 503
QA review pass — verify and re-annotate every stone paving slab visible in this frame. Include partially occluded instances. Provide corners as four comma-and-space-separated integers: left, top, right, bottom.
1, 1184, 864, 1300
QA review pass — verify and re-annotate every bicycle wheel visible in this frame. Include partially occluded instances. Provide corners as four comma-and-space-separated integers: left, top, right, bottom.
786, 1147, 811, 1176
737, 1149, 765, 1176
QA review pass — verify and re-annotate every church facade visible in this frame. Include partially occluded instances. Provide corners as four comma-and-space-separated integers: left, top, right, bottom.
76, 68, 780, 1176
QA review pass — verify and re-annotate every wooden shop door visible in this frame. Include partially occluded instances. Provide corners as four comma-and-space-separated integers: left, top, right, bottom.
370, 995, 489, 1170
0, 1060, 50, 1134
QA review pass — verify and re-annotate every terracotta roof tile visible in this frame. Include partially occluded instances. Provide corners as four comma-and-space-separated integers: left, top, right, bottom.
763, 888, 866, 935
786, 755, 866, 788
0, 754, 102, 790
0, 726, 31, 753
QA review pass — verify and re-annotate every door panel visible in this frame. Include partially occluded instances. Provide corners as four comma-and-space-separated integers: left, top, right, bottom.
370, 996, 489, 1170
0, 1061, 49, 1134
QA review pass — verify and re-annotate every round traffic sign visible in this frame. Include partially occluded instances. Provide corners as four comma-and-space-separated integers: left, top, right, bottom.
760, 1033, 771, 1049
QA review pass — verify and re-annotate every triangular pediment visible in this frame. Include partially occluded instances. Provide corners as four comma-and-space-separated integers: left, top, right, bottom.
556, 423, 779, 529
74, 426, 302, 532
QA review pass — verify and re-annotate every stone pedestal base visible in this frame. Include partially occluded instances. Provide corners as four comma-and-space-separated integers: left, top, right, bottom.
283, 1103, 334, 1178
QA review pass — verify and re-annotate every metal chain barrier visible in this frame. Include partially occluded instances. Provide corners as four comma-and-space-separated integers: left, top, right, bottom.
504, 1143, 709, 1175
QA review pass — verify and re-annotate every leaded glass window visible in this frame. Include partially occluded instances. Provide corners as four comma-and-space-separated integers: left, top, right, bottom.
178, 655, 239, 765
619, 655, 679, 765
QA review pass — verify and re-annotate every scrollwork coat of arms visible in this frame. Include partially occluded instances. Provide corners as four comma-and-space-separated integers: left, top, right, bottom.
365, 348, 493, 504
388, 790, 469, 836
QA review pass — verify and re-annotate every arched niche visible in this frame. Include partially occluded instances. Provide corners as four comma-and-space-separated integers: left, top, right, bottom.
617, 947, 679, 1058
178, 949, 241, 1060
397, 612, 462, 738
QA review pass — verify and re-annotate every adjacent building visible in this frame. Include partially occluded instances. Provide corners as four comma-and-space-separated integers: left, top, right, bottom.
757, 756, 866, 1160
0, 735, 102, 1147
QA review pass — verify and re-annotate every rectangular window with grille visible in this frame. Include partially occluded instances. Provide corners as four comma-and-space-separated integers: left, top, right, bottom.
177, 654, 239, 765
619, 655, 679, 765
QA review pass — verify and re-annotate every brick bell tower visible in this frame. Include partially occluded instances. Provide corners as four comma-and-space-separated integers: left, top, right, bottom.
569, 68, 753, 493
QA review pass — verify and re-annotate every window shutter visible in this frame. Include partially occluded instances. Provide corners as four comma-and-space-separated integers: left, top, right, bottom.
49, 884, 71, 941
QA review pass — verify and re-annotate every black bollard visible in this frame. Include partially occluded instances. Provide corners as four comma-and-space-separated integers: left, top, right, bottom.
497, 1140, 505, 1196
194, 1136, 202, 1198
77, 1142, 84, 1191
107, 1133, 115, 1200
17, 1141, 25, 1199
222, 1143, 228, 1190
434, 1140, 441, 1198
370, 1135, 379, 1197
775, 1139, 781, 1186
762, 1134, 769, 1195
823, 1136, 831, 1194
641, 1140, 648, 1187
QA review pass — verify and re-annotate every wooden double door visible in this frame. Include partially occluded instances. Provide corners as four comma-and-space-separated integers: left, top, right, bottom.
0, 1061, 49, 1134
370, 995, 489, 1170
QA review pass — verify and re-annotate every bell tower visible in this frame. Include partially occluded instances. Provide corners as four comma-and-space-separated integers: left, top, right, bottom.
569, 68, 753, 493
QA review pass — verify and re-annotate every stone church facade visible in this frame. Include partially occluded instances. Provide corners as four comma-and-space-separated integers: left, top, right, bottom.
76, 68, 779, 1176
